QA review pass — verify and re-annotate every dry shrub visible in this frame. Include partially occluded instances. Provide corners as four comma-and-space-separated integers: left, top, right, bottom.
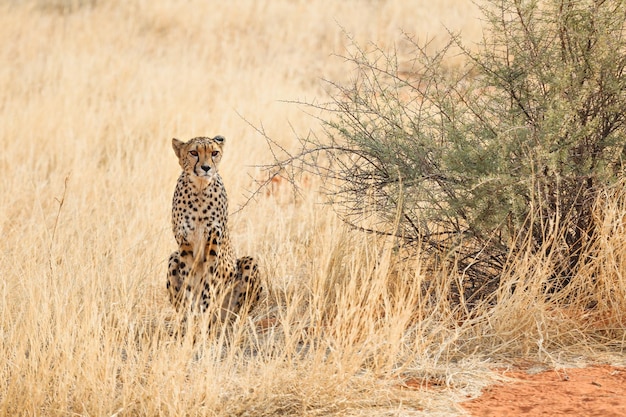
265, 0, 626, 300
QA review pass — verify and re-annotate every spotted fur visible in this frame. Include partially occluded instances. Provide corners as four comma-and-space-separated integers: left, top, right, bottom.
167, 136, 261, 323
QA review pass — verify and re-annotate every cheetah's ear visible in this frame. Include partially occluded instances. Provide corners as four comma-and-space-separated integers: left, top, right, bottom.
172, 138, 185, 159
213, 135, 225, 146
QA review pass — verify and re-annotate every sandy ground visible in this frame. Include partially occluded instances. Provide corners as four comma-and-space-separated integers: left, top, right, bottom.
461, 365, 626, 417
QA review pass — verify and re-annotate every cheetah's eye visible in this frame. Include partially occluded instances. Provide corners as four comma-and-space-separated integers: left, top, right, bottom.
189, 150, 198, 157
212, 151, 219, 157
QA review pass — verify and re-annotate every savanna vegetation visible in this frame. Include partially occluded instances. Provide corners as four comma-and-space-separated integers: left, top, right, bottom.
1, 1, 625, 416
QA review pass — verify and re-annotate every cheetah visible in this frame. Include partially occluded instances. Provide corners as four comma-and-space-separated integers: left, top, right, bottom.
166, 136, 261, 324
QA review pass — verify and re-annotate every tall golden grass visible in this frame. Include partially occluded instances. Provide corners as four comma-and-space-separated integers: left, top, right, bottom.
1, 1, 624, 415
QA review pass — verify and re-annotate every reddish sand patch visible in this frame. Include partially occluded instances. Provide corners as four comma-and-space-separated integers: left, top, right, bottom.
462, 365, 626, 417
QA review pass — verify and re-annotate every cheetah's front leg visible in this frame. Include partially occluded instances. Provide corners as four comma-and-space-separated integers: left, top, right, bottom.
188, 226, 223, 295
167, 249, 194, 312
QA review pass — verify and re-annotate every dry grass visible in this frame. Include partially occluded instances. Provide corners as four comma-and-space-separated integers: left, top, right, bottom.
1, 1, 625, 416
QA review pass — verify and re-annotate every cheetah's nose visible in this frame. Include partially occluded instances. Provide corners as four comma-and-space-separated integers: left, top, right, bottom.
200, 165, 211, 173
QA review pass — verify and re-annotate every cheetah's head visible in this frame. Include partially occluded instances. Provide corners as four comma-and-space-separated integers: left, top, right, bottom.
172, 136, 225, 183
